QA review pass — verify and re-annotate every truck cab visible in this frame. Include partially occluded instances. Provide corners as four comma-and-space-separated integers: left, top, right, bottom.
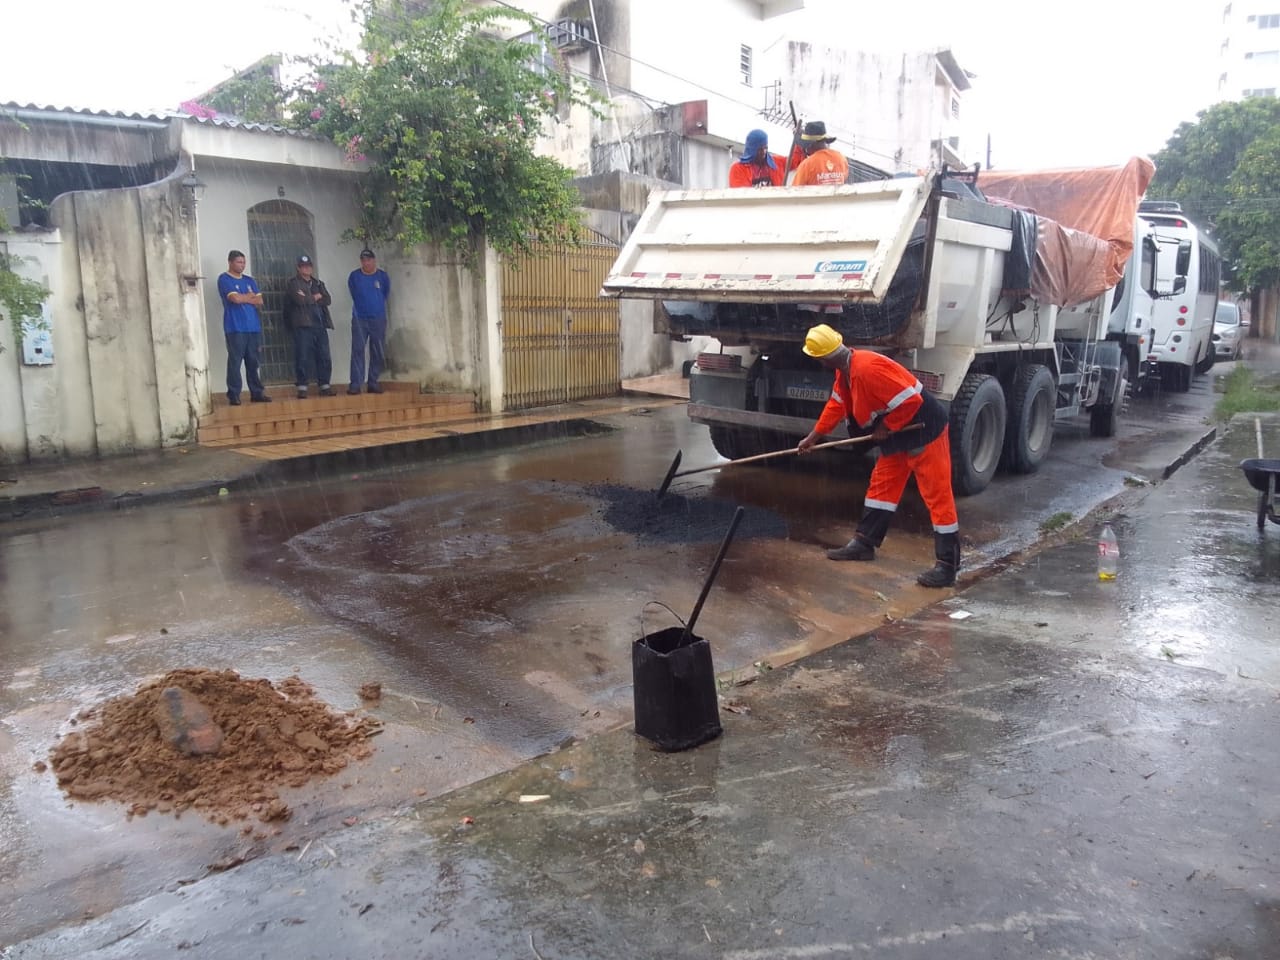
1107, 217, 1161, 387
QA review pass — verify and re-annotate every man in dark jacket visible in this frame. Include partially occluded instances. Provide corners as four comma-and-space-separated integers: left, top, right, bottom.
283, 254, 335, 399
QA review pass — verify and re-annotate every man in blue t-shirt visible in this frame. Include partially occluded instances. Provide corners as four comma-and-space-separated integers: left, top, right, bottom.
347, 247, 391, 395
217, 250, 271, 405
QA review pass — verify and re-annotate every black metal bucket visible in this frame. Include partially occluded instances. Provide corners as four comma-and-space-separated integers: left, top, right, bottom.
633, 625, 722, 752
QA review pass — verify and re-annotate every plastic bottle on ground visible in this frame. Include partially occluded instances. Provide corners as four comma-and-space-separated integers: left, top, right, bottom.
1097, 522, 1119, 581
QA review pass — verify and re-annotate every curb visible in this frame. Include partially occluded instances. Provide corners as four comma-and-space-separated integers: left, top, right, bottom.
0, 418, 614, 525
1161, 425, 1218, 479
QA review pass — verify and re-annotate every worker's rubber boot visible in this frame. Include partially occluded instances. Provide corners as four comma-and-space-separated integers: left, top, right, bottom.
917, 532, 961, 588
827, 507, 893, 561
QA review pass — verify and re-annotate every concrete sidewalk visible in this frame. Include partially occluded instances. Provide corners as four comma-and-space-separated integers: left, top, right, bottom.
10, 412, 1278, 960
0, 393, 683, 523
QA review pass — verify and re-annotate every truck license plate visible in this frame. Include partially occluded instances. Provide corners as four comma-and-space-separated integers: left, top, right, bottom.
785, 386, 829, 402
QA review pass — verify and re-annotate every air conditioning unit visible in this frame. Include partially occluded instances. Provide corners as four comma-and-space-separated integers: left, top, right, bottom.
547, 19, 593, 51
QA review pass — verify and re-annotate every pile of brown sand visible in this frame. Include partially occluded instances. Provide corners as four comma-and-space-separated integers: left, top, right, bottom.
48, 668, 380, 826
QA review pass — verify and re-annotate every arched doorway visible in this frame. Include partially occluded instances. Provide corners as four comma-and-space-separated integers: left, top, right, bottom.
247, 200, 315, 384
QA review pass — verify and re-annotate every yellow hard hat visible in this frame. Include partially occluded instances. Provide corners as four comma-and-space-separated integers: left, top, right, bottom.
802, 323, 843, 358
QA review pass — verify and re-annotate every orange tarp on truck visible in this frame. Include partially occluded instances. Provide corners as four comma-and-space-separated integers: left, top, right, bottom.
978, 156, 1155, 307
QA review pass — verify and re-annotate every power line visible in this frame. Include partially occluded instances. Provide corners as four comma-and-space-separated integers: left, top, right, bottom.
358, 0, 935, 171
481, 0, 932, 169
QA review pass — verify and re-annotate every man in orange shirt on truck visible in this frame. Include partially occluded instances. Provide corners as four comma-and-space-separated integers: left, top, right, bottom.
728, 129, 804, 188
792, 121, 849, 186
797, 323, 960, 588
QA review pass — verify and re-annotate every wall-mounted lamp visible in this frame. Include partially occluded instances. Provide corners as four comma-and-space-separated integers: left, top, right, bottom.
180, 169, 206, 220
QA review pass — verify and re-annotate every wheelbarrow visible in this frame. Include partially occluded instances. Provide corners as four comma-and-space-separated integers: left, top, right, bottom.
1242, 417, 1280, 532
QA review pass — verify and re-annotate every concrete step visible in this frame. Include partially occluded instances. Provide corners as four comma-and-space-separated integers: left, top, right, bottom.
198, 382, 476, 447
202, 384, 463, 428
197, 399, 478, 448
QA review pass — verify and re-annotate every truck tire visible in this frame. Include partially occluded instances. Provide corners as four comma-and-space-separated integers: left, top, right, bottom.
949, 372, 1007, 497
1194, 341, 1216, 375
1089, 360, 1128, 438
1001, 364, 1055, 474
708, 426, 791, 461
709, 426, 746, 460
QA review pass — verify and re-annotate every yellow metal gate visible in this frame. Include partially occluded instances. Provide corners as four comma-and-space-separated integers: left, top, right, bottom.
501, 237, 621, 409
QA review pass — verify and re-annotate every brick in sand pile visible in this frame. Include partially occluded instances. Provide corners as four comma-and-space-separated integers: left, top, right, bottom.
47, 668, 380, 826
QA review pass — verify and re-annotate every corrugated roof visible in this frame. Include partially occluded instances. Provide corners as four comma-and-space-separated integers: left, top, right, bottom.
1, 101, 171, 124
1, 102, 320, 139
184, 114, 319, 139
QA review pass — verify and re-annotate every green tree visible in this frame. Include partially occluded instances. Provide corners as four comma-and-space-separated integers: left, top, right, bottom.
0, 175, 52, 354
1219, 125, 1280, 291
1150, 98, 1280, 290
292, 0, 597, 261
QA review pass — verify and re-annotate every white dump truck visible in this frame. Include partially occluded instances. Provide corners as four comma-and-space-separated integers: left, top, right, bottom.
602, 161, 1155, 495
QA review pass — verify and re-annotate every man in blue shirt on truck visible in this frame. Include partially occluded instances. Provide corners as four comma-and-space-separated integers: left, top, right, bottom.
217, 249, 270, 405
347, 248, 391, 394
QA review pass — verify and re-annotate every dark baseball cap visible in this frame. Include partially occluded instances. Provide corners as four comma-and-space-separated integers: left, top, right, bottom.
359, 248, 376, 259
297, 254, 312, 265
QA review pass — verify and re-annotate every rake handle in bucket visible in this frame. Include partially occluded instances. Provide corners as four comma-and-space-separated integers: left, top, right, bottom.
681, 506, 745, 645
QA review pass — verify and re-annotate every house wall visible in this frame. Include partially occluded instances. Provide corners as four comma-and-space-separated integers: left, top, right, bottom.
0, 164, 206, 462
0, 231, 66, 462
194, 157, 365, 393
785, 44, 969, 172
627, 0, 786, 143
1222, 2, 1280, 98
382, 241, 497, 401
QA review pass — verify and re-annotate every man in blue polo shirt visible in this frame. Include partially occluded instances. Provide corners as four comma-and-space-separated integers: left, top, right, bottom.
217, 249, 271, 405
347, 247, 391, 395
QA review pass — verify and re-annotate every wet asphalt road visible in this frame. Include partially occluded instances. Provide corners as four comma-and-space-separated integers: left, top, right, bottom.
6, 408, 1278, 960
0, 356, 1260, 945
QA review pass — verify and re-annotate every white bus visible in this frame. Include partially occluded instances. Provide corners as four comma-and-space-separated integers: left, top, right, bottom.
1138, 201, 1222, 392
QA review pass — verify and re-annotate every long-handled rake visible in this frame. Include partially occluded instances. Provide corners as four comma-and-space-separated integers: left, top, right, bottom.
655, 424, 923, 501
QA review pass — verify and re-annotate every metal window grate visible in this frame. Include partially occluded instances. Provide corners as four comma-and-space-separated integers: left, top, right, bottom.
740, 44, 753, 87
248, 201, 316, 384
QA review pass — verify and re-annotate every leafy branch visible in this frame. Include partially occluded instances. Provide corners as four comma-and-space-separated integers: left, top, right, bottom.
290, 0, 601, 263
0, 174, 52, 354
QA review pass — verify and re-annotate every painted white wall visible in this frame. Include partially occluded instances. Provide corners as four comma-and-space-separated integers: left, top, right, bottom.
0, 232, 59, 461
194, 157, 364, 392
1222, 2, 1280, 97
627, 0, 789, 142
785, 44, 971, 173
381, 241, 494, 401
0, 165, 208, 462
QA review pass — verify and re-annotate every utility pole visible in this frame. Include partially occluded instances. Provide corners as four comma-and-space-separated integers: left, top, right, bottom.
986, 133, 992, 170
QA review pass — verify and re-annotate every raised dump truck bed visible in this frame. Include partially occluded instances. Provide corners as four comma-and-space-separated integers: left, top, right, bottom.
603, 171, 1132, 495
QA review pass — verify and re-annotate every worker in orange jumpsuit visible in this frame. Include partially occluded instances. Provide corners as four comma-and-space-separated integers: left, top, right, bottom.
797, 324, 960, 588
792, 121, 849, 186
729, 129, 804, 188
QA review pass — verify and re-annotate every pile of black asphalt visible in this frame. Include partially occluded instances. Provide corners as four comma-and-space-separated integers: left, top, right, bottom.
585, 482, 788, 544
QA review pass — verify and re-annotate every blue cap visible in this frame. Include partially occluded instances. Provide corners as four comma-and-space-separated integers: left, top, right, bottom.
739, 129, 775, 168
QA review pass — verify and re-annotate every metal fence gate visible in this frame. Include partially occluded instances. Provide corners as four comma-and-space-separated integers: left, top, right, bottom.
501, 237, 621, 409
248, 200, 316, 384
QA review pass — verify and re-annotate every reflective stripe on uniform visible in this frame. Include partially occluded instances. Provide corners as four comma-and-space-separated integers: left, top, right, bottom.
864, 497, 899, 512
933, 522, 959, 534
881, 381, 923, 414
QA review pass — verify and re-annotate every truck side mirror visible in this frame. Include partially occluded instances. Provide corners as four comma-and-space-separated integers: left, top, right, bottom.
1175, 240, 1192, 277
1171, 276, 1187, 295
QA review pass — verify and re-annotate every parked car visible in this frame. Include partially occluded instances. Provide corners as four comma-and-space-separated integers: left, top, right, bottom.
1213, 301, 1247, 361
